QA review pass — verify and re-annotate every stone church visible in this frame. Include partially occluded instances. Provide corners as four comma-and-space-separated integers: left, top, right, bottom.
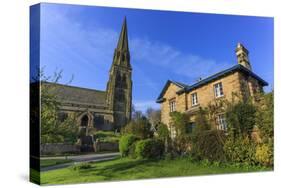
156, 43, 268, 138
45, 18, 132, 132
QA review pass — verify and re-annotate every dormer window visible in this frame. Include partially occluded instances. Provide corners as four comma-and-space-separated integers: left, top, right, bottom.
214, 82, 224, 98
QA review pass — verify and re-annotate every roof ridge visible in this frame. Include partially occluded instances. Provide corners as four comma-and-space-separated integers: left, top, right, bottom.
43, 81, 106, 93
187, 64, 240, 88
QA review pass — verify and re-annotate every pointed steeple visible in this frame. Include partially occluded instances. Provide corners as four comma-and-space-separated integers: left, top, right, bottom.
116, 17, 129, 52
110, 17, 131, 69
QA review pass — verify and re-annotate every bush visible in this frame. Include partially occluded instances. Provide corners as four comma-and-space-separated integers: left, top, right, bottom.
119, 134, 138, 157
170, 111, 190, 137
226, 101, 256, 136
255, 142, 273, 167
224, 136, 257, 165
123, 117, 153, 139
135, 139, 164, 159
192, 130, 226, 162
156, 122, 170, 141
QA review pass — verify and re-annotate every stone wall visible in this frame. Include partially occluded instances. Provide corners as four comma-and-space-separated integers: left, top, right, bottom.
160, 83, 183, 126
160, 72, 243, 126
96, 142, 119, 152
41, 143, 80, 155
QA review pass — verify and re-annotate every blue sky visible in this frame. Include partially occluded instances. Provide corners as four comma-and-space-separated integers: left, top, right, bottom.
38, 3, 274, 112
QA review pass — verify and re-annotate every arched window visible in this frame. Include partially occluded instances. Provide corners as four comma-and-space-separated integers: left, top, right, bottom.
81, 115, 88, 127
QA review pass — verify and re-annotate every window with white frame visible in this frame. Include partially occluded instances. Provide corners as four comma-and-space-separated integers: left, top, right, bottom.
216, 114, 227, 131
169, 99, 176, 112
191, 93, 198, 106
214, 82, 224, 98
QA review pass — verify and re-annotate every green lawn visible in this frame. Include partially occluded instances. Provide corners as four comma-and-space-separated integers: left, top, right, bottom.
41, 157, 272, 185
40, 159, 72, 168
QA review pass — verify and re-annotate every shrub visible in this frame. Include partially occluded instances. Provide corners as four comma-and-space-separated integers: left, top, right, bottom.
224, 136, 257, 165
255, 92, 274, 142
123, 117, 153, 139
226, 101, 256, 136
156, 122, 170, 141
119, 134, 138, 157
170, 111, 190, 137
191, 130, 226, 162
255, 142, 273, 167
193, 107, 211, 133
135, 139, 164, 159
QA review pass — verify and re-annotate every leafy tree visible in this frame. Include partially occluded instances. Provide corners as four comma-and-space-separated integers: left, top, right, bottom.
123, 116, 153, 139
40, 69, 78, 144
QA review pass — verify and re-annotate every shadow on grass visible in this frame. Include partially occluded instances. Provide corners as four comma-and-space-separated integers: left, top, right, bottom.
77, 158, 157, 180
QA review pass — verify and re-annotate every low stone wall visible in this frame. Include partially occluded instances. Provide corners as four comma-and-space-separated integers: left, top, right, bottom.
41, 143, 80, 155
96, 142, 119, 152
41, 142, 119, 155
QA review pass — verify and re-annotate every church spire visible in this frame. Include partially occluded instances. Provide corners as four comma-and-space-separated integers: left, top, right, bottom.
116, 17, 129, 51
111, 17, 131, 69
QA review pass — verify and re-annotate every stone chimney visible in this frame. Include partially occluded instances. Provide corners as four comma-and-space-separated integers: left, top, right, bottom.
235, 42, 252, 70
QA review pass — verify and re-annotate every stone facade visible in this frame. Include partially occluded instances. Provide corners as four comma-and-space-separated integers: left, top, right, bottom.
157, 43, 268, 136
44, 18, 132, 132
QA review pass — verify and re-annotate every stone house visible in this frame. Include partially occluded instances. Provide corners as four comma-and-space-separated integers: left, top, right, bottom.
156, 43, 268, 138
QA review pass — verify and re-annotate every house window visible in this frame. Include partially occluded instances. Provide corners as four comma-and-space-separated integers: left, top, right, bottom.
169, 99, 176, 112
186, 122, 196, 134
214, 82, 224, 98
191, 93, 198, 106
216, 114, 227, 131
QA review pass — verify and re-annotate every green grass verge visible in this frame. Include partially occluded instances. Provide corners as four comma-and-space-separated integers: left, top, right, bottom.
95, 131, 120, 143
40, 159, 72, 168
41, 157, 272, 185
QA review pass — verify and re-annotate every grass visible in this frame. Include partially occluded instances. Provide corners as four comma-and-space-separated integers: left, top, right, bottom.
40, 159, 72, 168
41, 157, 272, 185
95, 131, 120, 143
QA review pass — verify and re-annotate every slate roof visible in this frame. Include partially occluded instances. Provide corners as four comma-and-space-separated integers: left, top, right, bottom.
156, 64, 268, 103
43, 82, 107, 106
156, 80, 188, 103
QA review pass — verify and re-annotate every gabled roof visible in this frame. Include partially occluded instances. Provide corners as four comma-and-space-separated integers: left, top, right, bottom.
42, 82, 107, 106
156, 64, 268, 103
156, 80, 187, 103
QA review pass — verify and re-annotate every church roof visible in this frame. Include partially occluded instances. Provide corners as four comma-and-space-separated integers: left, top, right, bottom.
156, 64, 268, 103
43, 82, 107, 107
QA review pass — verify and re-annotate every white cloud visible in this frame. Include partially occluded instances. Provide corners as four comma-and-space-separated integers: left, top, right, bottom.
130, 37, 232, 81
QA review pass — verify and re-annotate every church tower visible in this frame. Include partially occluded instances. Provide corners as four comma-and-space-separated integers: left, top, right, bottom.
106, 17, 132, 130
235, 42, 252, 70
